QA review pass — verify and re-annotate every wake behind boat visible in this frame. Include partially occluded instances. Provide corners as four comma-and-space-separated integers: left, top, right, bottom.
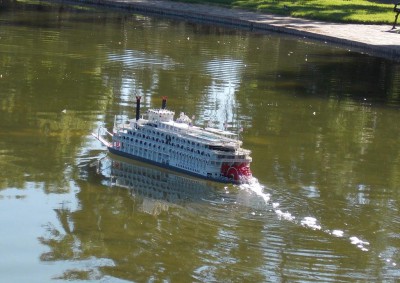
92, 97, 252, 184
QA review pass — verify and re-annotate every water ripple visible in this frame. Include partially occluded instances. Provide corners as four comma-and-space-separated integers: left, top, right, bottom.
235, 177, 398, 281
108, 50, 177, 70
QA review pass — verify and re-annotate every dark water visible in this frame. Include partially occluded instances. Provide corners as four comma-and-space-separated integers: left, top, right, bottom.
1, 1, 400, 282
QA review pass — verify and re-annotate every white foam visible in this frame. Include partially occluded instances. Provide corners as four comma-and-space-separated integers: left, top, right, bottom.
275, 209, 296, 221
350, 236, 369, 251
301, 217, 321, 230
331, 230, 344, 237
239, 177, 270, 204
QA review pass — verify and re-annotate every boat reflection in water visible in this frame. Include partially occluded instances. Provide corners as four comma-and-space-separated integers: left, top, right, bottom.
108, 154, 219, 215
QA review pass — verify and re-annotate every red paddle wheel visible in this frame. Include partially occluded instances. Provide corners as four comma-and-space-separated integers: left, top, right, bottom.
221, 162, 252, 181
227, 166, 239, 180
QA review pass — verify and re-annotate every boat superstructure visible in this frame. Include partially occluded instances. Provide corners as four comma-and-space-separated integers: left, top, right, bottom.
93, 97, 252, 184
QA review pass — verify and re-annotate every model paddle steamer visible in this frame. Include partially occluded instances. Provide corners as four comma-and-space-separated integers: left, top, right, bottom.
92, 97, 252, 184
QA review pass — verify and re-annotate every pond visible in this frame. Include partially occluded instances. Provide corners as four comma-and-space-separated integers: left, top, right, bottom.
0, 1, 400, 282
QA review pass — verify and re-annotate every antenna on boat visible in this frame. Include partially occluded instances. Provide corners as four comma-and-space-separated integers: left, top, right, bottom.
136, 96, 142, 121
162, 96, 167, 109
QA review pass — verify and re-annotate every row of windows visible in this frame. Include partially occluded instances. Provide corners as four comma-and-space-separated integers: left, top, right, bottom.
127, 128, 205, 148
120, 144, 207, 174
119, 137, 239, 162
123, 143, 207, 163
117, 143, 224, 177
120, 134, 211, 156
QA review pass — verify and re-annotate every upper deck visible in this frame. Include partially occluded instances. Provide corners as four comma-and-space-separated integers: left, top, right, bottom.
117, 108, 249, 154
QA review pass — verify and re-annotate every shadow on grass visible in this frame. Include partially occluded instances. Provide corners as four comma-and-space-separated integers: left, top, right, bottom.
260, 3, 392, 23
171, 0, 394, 24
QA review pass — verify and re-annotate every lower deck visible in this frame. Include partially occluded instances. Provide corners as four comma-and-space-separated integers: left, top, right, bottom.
108, 147, 239, 184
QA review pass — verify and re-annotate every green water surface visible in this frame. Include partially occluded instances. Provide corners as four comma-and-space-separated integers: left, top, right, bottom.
0, 1, 400, 282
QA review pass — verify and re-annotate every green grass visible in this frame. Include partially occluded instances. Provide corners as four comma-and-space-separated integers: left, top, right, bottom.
171, 0, 396, 24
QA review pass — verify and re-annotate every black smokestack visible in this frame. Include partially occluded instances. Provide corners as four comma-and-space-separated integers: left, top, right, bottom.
162, 96, 167, 109
136, 96, 141, 121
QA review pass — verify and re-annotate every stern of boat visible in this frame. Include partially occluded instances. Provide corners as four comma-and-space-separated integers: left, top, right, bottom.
220, 162, 252, 183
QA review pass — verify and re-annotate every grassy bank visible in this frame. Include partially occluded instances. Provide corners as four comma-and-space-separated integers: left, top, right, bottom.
172, 0, 396, 24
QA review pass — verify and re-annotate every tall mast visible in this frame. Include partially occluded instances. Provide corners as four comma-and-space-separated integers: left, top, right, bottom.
162, 96, 167, 109
136, 96, 142, 121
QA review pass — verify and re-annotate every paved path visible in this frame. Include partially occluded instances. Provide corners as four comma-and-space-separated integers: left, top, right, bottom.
71, 0, 400, 61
